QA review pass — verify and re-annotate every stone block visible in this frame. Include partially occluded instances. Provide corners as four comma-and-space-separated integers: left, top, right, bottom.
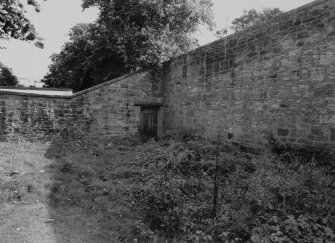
277, 128, 289, 137
331, 128, 335, 141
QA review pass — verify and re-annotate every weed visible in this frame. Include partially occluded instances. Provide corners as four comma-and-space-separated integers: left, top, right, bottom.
130, 136, 335, 242
43, 134, 335, 242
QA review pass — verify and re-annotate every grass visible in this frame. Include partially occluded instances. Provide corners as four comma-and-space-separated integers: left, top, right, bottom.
0, 135, 334, 242
0, 142, 51, 204
46, 142, 141, 242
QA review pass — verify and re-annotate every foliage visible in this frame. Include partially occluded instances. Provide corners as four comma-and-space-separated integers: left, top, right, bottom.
0, 65, 19, 86
230, 8, 282, 32
0, 0, 42, 45
82, 0, 214, 62
130, 135, 335, 242
42, 0, 214, 91
45, 133, 335, 242
41, 23, 103, 91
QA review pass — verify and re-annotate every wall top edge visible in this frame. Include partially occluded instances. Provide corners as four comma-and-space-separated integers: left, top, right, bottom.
71, 70, 151, 98
0, 90, 73, 99
0, 86, 73, 91
0, 70, 152, 100
168, 0, 329, 61
0, 0, 326, 100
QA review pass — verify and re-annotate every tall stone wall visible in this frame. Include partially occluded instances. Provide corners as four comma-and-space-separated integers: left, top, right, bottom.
162, 0, 335, 151
0, 71, 162, 141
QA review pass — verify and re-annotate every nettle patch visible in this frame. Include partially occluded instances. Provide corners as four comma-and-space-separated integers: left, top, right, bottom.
130, 135, 335, 242
45, 134, 335, 242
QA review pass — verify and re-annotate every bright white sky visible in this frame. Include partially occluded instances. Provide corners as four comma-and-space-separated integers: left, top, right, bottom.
0, 0, 313, 86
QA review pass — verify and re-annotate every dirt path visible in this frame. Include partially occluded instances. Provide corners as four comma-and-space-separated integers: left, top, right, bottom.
0, 202, 57, 243
0, 142, 58, 243
0, 142, 132, 243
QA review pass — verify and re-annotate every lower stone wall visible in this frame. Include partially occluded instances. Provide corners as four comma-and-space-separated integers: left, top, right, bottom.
0, 71, 162, 141
0, 94, 74, 141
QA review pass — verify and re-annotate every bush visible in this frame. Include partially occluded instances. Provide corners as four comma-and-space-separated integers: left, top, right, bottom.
131, 136, 335, 242
46, 134, 335, 242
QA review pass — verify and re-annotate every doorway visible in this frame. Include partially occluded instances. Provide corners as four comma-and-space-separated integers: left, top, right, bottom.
140, 107, 159, 138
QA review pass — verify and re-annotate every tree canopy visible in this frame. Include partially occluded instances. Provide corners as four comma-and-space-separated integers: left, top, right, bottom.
42, 23, 102, 91
42, 0, 214, 91
0, 0, 43, 47
0, 64, 19, 86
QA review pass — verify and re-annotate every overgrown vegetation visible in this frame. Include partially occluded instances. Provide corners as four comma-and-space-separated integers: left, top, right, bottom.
45, 134, 335, 242
2, 136, 333, 242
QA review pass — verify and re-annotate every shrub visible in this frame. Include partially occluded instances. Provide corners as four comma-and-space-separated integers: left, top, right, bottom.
46, 134, 335, 242
131, 136, 335, 242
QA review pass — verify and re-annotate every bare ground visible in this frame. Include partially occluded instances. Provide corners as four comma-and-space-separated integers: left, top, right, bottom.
0, 142, 132, 243
0, 202, 56, 243
0, 142, 56, 243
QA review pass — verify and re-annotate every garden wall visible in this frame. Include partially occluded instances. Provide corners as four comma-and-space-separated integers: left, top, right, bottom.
0, 93, 74, 141
161, 0, 335, 151
0, 71, 162, 141
0, 0, 334, 151
71, 71, 162, 138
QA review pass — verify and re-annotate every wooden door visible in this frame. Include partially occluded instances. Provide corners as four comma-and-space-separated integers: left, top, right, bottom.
140, 107, 158, 137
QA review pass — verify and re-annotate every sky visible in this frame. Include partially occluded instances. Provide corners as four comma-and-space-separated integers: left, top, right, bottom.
0, 0, 313, 87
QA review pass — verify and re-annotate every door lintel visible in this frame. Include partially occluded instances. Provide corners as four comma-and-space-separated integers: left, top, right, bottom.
134, 103, 163, 107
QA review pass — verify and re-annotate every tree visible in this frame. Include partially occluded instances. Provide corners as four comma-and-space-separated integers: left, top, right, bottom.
0, 0, 43, 47
42, 23, 105, 91
42, 0, 215, 91
230, 8, 282, 32
0, 65, 19, 86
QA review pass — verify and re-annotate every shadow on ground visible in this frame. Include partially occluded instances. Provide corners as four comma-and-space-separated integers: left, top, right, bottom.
44, 137, 145, 243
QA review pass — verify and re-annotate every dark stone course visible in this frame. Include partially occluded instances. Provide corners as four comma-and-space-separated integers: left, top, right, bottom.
278, 128, 290, 137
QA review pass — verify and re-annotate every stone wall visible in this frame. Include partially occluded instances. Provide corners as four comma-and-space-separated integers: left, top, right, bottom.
0, 71, 162, 141
72, 71, 162, 138
0, 93, 73, 141
1, 0, 334, 151
162, 0, 335, 151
